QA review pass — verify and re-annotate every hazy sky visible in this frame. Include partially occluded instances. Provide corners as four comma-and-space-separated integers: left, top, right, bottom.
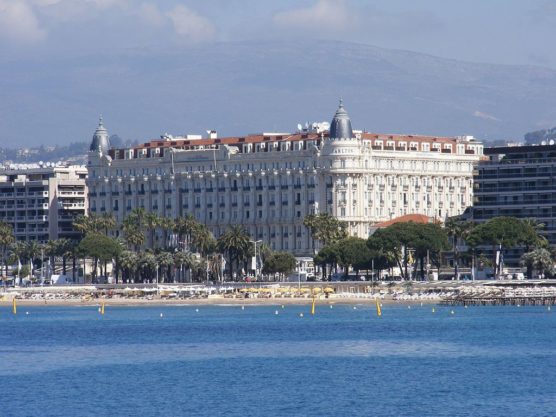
1, 0, 556, 146
2, 0, 554, 65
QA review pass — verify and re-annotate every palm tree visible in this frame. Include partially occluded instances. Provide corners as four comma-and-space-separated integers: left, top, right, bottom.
119, 250, 138, 283
24, 241, 42, 279
9, 241, 26, 280
156, 250, 174, 283
138, 251, 157, 283
191, 224, 216, 256
0, 221, 14, 276
123, 224, 145, 252
174, 250, 195, 282
144, 212, 160, 249
158, 217, 175, 249
444, 218, 473, 280
99, 212, 116, 236
217, 225, 250, 281
174, 214, 199, 250
521, 248, 554, 279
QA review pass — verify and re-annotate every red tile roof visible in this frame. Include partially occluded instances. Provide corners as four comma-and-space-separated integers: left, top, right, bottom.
373, 214, 437, 228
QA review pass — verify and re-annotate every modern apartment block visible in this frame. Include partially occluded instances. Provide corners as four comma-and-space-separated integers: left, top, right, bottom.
0, 165, 88, 242
87, 102, 483, 256
471, 144, 556, 264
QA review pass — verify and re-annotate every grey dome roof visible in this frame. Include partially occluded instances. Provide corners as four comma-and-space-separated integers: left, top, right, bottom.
329, 99, 353, 139
90, 116, 110, 154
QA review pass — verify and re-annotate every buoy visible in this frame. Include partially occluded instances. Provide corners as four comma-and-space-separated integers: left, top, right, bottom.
432, 307, 436, 313
420, 302, 423, 307
241, 305, 245, 310
464, 305, 468, 309
517, 304, 521, 308
450, 310, 455, 315
275, 310, 279, 315
408, 305, 411, 309
281, 305, 284, 309
548, 306, 551, 311
195, 309, 199, 313
330, 305, 333, 309
160, 313, 164, 318
25, 311, 29, 315
353, 306, 357, 310
299, 313, 304, 318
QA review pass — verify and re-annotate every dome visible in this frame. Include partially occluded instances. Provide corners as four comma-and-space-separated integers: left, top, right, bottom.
329, 99, 353, 140
90, 116, 110, 154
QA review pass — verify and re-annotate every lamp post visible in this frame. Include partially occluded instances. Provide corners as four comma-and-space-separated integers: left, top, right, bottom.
249, 240, 262, 281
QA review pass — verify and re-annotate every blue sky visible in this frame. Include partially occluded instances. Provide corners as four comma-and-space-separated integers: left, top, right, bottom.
1, 0, 556, 146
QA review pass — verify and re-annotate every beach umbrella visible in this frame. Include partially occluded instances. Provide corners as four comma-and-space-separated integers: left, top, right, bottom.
324, 287, 335, 293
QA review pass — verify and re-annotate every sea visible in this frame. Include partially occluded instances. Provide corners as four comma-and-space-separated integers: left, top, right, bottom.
2, 303, 556, 417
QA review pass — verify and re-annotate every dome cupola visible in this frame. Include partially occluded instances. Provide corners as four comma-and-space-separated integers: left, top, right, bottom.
89, 116, 110, 154
329, 99, 353, 140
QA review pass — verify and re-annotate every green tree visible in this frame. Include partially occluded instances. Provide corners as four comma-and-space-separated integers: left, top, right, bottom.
520, 248, 554, 279
144, 212, 160, 249
303, 213, 347, 248
314, 244, 341, 280
468, 217, 539, 277
78, 233, 122, 282
336, 237, 372, 279
119, 250, 138, 283
0, 221, 14, 276
156, 250, 174, 283
444, 218, 474, 280
217, 225, 250, 281
174, 250, 196, 283
262, 252, 297, 281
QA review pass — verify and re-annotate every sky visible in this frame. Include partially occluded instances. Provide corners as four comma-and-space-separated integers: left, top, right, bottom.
1, 0, 556, 146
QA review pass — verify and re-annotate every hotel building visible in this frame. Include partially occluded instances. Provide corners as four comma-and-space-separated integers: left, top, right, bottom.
87, 103, 483, 256
471, 143, 556, 266
0, 165, 88, 242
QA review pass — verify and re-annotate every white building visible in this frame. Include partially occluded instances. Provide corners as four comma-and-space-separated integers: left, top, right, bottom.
87, 102, 483, 255
0, 164, 88, 242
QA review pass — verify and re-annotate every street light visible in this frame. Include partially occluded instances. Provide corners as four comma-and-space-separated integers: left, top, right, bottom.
249, 240, 262, 281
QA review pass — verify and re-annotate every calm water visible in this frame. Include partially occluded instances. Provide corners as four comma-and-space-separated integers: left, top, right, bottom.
1, 303, 556, 417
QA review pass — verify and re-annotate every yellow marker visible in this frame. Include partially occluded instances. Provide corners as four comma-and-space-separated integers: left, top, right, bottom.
311, 296, 316, 316
375, 298, 382, 317
100, 302, 105, 315
12, 297, 17, 315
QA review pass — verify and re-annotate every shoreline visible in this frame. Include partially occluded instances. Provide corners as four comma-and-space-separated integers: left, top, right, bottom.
0, 296, 438, 308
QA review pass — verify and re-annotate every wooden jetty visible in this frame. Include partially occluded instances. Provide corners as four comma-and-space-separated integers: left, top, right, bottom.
441, 287, 556, 306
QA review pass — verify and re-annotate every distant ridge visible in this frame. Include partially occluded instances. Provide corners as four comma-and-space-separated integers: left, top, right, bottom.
1, 40, 556, 146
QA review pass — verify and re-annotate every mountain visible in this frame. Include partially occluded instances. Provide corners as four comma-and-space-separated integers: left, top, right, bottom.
2, 40, 556, 146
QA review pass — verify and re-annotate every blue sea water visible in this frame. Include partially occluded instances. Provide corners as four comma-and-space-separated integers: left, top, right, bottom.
1, 303, 556, 417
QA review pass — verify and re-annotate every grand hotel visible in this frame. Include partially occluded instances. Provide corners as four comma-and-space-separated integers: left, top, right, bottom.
87, 102, 483, 256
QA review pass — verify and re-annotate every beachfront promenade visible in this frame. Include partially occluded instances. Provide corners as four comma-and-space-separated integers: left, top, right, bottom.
3, 280, 556, 306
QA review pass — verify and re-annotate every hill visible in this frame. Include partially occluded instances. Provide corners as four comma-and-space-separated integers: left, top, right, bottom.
1, 40, 556, 146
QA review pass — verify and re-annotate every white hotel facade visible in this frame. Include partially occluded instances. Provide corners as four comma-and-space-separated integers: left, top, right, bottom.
87, 103, 483, 256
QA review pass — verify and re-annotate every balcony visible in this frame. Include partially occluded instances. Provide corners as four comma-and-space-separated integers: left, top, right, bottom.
243, 187, 251, 191
256, 186, 263, 191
